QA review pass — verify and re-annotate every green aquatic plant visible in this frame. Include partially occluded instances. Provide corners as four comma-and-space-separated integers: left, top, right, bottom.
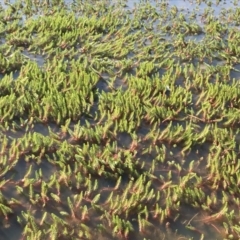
1, 0, 240, 239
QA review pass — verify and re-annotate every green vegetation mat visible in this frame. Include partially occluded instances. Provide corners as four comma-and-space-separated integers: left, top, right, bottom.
0, 0, 240, 239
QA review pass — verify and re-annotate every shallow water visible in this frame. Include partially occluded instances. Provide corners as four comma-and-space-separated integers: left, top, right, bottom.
0, 0, 240, 239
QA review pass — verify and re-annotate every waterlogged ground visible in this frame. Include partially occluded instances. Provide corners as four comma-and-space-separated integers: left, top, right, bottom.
0, 0, 240, 239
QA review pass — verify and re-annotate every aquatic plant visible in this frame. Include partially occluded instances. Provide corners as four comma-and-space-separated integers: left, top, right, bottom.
0, 0, 240, 239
